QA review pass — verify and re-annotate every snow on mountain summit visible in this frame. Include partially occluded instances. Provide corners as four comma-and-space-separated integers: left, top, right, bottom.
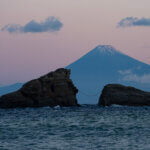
93, 45, 121, 55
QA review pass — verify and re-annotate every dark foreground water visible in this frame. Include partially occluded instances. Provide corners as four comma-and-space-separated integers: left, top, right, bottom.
0, 105, 150, 150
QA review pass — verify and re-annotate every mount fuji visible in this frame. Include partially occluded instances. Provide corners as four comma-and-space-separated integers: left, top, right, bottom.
67, 45, 150, 104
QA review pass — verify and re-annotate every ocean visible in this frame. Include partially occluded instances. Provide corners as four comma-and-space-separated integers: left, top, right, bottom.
0, 105, 150, 150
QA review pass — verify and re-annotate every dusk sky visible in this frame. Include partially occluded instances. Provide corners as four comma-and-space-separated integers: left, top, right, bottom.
0, 0, 150, 85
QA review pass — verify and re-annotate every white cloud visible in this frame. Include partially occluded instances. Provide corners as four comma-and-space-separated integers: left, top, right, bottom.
118, 69, 132, 75
118, 69, 150, 84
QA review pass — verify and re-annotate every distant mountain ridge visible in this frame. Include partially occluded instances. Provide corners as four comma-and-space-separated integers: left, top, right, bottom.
0, 83, 23, 96
67, 45, 150, 104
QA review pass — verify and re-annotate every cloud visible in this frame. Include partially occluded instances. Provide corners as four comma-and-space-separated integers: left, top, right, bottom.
118, 17, 150, 27
118, 69, 132, 75
118, 69, 150, 84
1, 16, 63, 33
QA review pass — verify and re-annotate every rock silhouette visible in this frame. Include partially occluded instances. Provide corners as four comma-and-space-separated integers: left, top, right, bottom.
99, 84, 150, 106
0, 68, 79, 108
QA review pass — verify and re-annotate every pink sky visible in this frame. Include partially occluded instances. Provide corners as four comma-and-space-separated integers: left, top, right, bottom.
0, 0, 150, 85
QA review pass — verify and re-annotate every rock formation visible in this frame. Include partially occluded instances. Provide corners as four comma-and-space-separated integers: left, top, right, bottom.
98, 84, 150, 106
0, 68, 79, 108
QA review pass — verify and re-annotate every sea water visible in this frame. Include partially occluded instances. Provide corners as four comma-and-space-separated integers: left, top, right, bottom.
0, 105, 150, 150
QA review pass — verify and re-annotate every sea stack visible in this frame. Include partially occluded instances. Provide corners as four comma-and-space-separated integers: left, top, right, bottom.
0, 68, 79, 108
98, 84, 150, 106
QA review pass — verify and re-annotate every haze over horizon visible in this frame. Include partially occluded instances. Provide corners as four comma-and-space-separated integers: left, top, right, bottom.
1, 0, 150, 85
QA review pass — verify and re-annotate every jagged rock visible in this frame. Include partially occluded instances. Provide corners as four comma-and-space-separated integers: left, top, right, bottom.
98, 84, 150, 106
0, 68, 79, 108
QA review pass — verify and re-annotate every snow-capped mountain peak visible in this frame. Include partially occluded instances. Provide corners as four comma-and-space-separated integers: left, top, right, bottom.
94, 45, 121, 55
67, 45, 150, 104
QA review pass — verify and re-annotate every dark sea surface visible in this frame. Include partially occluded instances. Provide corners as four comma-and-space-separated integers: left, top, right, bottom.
0, 105, 150, 150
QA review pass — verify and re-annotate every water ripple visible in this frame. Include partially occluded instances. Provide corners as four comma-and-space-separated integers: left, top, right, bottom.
0, 105, 150, 150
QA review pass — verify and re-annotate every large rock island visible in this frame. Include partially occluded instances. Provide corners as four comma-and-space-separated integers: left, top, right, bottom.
0, 68, 79, 108
98, 84, 150, 106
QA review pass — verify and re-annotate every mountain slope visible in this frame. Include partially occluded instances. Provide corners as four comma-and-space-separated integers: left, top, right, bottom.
0, 83, 23, 96
67, 45, 150, 104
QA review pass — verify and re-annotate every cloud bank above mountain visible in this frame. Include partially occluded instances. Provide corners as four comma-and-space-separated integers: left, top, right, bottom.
118, 17, 150, 27
1, 17, 63, 33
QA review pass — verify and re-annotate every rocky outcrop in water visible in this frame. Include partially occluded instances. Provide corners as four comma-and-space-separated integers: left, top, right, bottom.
98, 84, 150, 106
0, 68, 79, 108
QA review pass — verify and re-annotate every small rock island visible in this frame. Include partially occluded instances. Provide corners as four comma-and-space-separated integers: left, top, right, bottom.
98, 84, 150, 106
0, 68, 79, 108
